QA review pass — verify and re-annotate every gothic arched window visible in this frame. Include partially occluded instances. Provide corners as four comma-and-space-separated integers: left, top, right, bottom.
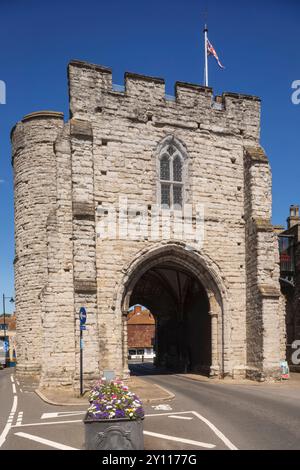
159, 142, 185, 209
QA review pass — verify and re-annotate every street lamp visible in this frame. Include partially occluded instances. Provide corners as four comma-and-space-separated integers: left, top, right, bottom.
2, 294, 14, 366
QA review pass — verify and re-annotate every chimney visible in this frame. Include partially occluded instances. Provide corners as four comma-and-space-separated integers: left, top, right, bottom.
287, 205, 300, 229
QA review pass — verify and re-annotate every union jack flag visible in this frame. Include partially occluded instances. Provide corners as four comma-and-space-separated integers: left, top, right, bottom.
207, 38, 225, 69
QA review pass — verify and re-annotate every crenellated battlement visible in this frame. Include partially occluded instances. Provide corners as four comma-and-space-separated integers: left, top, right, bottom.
68, 59, 260, 103
67, 59, 261, 139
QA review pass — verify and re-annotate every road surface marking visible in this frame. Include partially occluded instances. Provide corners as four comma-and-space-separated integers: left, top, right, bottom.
41, 411, 85, 420
145, 410, 237, 450
0, 395, 18, 448
145, 410, 195, 417
192, 411, 238, 451
152, 404, 172, 411
11, 395, 17, 413
10, 375, 14, 383
14, 432, 79, 450
143, 430, 215, 449
16, 412, 23, 426
168, 415, 193, 420
12, 419, 83, 428
12, 384, 17, 394
11, 409, 236, 450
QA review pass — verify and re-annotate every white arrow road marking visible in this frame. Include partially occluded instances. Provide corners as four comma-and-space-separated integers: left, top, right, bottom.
14, 432, 79, 450
41, 411, 85, 420
143, 430, 215, 449
168, 415, 193, 420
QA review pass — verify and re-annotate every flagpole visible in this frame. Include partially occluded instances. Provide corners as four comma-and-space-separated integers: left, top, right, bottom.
204, 24, 208, 87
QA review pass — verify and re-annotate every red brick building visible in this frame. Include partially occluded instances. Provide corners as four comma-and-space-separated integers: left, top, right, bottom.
127, 306, 155, 359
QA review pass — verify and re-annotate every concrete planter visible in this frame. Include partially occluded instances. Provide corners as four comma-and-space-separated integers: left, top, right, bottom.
84, 413, 144, 450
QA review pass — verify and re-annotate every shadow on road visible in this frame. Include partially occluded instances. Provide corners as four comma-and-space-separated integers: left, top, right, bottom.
129, 362, 209, 379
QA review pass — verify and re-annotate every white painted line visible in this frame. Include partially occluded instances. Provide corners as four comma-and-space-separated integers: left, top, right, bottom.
10, 375, 14, 383
168, 415, 193, 420
16, 412, 23, 426
12, 419, 83, 428
146, 409, 237, 450
12, 384, 17, 394
14, 432, 79, 450
11, 396, 18, 414
16, 380, 20, 386
143, 430, 215, 449
0, 396, 18, 448
192, 411, 238, 451
145, 410, 194, 417
41, 411, 85, 420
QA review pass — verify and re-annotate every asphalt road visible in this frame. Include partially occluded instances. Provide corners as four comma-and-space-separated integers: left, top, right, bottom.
133, 368, 300, 450
1, 365, 300, 450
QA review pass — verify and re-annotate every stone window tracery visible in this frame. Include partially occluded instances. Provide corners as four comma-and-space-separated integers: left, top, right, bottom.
159, 143, 185, 209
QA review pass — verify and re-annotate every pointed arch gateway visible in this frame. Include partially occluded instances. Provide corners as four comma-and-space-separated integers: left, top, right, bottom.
119, 244, 227, 377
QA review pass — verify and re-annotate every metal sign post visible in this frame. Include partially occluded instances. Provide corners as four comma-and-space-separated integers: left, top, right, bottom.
79, 307, 87, 396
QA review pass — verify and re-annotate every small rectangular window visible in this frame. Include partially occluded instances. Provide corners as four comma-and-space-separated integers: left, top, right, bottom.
129, 349, 136, 355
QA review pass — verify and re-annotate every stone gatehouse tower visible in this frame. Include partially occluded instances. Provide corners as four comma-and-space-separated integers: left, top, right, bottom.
12, 60, 286, 390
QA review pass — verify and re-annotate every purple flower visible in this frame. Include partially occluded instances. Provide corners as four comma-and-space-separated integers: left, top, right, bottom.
136, 407, 144, 418
115, 409, 126, 418
87, 378, 144, 420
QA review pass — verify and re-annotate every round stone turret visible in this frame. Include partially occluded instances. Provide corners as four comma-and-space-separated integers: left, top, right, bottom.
12, 111, 64, 377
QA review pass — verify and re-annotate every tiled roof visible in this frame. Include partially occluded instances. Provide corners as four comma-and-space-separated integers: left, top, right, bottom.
127, 310, 155, 325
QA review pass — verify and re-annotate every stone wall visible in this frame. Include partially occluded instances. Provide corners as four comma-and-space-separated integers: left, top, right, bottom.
244, 147, 284, 379
12, 112, 64, 378
12, 60, 285, 389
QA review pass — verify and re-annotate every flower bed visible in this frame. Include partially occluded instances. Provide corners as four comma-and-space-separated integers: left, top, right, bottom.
87, 378, 145, 421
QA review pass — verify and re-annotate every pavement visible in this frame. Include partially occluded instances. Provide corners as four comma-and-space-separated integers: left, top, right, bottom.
36, 375, 174, 406
2, 364, 300, 450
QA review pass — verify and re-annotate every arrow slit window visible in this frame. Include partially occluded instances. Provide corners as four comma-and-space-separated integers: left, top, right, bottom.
159, 144, 184, 209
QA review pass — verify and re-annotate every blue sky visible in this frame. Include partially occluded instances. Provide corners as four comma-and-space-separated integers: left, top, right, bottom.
0, 0, 299, 311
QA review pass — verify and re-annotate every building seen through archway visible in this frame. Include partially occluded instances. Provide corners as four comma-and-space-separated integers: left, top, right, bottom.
125, 259, 212, 375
